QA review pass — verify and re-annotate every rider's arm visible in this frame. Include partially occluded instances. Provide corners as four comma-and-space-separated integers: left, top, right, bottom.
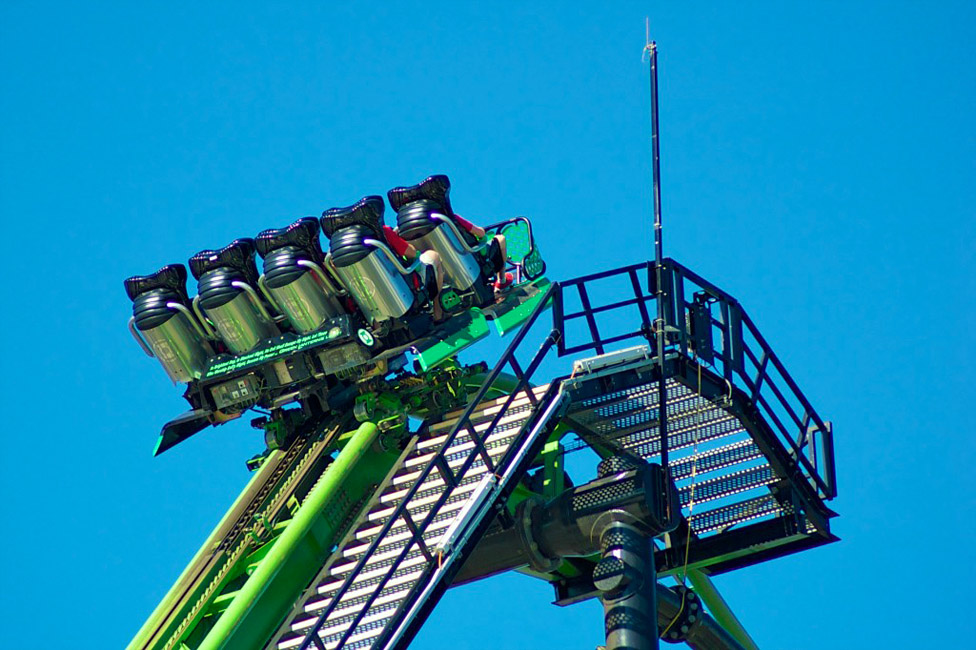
453, 214, 486, 240
382, 225, 418, 260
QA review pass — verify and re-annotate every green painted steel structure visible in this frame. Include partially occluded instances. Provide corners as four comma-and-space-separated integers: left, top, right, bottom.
129, 441, 295, 650
128, 367, 538, 650
200, 421, 396, 650
128, 418, 401, 650
127, 253, 829, 650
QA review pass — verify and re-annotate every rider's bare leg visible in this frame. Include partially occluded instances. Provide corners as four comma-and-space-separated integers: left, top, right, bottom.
420, 249, 445, 321
492, 233, 513, 293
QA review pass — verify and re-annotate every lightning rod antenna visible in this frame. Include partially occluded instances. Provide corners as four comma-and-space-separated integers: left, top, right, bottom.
645, 26, 669, 474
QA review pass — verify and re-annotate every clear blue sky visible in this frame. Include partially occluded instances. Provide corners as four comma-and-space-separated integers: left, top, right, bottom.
2, 2, 973, 648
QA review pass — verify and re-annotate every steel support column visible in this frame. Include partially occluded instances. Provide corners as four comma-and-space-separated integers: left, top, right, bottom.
594, 519, 659, 650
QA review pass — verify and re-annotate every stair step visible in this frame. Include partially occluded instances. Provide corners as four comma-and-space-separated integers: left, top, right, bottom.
274, 383, 562, 650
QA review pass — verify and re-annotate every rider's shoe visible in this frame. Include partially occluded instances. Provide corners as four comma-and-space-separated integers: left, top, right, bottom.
493, 272, 514, 297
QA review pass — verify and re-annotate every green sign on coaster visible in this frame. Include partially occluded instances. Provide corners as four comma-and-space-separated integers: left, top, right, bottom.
500, 220, 533, 265
357, 328, 375, 347
205, 327, 345, 379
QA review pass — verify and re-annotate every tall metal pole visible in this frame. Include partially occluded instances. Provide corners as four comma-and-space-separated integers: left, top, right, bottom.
647, 40, 669, 475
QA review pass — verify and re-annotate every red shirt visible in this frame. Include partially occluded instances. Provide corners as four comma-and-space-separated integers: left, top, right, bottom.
381, 225, 422, 290
381, 225, 413, 258
453, 213, 477, 234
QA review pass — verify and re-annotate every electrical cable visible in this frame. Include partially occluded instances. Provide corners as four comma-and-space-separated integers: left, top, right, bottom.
660, 358, 704, 639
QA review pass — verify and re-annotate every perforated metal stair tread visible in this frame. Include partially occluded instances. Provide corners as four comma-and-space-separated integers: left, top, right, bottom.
273, 383, 562, 650
689, 494, 789, 534
565, 373, 788, 541
668, 439, 763, 480
431, 390, 540, 430
679, 464, 777, 507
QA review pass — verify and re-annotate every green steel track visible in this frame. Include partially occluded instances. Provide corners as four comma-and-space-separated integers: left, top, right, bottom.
128, 368, 529, 650
129, 413, 403, 650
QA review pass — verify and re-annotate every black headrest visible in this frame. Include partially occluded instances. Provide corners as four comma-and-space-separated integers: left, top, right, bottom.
321, 195, 385, 240
188, 238, 260, 285
255, 217, 324, 262
124, 264, 190, 303
387, 174, 453, 215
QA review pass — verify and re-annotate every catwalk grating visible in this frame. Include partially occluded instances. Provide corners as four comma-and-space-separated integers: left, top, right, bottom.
567, 372, 778, 538
560, 350, 835, 579
273, 384, 565, 650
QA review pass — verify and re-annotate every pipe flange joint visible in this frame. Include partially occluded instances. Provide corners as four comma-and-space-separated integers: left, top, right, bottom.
661, 585, 702, 644
517, 498, 561, 573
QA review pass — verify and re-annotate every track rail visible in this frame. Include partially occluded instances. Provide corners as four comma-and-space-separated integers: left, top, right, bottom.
129, 413, 349, 650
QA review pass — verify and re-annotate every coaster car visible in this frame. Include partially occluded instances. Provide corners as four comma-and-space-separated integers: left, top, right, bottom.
388, 174, 499, 307
255, 216, 345, 335
189, 238, 280, 355
125, 264, 213, 384
321, 195, 436, 342
124, 177, 550, 457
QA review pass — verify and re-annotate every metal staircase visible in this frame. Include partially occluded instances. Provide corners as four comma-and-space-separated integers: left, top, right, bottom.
274, 285, 565, 650
552, 259, 836, 581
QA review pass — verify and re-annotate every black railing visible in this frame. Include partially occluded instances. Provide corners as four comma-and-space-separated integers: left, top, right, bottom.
295, 256, 834, 649
297, 283, 563, 650
553, 261, 655, 357
665, 260, 836, 500
550, 258, 835, 502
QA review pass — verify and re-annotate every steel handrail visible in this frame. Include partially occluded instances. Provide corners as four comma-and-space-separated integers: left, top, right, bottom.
549, 258, 835, 501
296, 283, 558, 650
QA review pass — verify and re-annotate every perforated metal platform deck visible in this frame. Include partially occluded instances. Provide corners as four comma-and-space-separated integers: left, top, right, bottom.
273, 383, 565, 650
563, 351, 834, 577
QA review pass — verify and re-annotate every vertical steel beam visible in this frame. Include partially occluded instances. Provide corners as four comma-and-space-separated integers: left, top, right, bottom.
594, 520, 659, 650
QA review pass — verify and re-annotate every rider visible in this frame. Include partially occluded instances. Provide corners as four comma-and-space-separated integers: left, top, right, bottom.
389, 174, 512, 297
451, 213, 512, 295
380, 223, 446, 321
322, 195, 446, 325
